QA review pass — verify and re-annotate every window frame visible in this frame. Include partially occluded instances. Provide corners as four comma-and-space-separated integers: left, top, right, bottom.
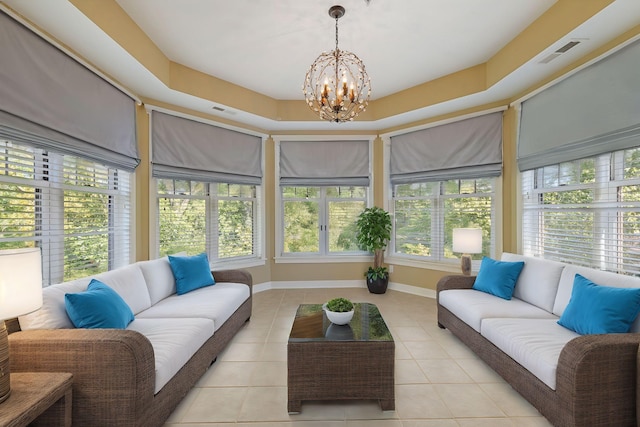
274, 135, 374, 264
152, 178, 265, 269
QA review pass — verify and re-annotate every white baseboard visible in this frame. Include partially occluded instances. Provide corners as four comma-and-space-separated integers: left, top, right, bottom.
252, 280, 436, 299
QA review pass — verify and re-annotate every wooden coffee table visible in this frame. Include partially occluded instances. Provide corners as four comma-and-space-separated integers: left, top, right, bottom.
287, 303, 394, 413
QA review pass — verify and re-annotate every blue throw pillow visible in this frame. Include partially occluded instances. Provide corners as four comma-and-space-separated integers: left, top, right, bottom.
168, 252, 215, 295
472, 257, 525, 300
558, 274, 640, 335
65, 279, 134, 329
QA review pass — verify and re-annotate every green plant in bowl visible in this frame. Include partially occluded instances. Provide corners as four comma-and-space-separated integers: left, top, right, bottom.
325, 297, 354, 313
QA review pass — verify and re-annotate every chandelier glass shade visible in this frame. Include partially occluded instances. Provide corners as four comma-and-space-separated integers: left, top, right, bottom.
303, 5, 371, 123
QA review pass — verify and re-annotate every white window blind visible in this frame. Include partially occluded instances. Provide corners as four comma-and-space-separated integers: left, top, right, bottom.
392, 178, 495, 263
522, 148, 640, 275
0, 140, 131, 285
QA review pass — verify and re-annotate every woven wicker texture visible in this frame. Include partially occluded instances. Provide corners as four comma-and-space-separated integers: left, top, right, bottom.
8, 268, 252, 427
437, 274, 640, 427
287, 303, 394, 413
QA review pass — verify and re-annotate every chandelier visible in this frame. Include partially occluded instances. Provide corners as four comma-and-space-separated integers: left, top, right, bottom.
303, 5, 372, 123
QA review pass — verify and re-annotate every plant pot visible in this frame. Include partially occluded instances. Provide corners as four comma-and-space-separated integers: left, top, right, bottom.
322, 303, 354, 325
366, 276, 389, 294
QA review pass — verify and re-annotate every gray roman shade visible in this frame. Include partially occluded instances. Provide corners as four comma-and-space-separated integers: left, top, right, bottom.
151, 111, 262, 185
390, 112, 503, 185
518, 38, 640, 171
279, 139, 370, 186
0, 11, 138, 170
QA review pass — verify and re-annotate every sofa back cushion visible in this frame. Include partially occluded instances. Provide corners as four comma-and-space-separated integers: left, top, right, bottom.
553, 265, 640, 332
19, 263, 151, 330
19, 278, 89, 330
137, 257, 177, 305
501, 253, 565, 313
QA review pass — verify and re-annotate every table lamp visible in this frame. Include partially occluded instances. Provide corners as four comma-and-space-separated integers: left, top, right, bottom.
452, 228, 482, 276
0, 247, 43, 403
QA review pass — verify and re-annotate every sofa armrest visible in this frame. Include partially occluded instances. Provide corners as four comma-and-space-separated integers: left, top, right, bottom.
436, 275, 475, 305
213, 269, 253, 291
9, 328, 156, 424
556, 333, 640, 425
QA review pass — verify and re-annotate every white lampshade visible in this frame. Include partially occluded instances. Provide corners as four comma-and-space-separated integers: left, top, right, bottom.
0, 247, 43, 320
452, 228, 482, 254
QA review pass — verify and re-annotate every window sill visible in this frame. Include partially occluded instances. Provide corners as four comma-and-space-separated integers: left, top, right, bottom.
275, 255, 372, 264
386, 255, 480, 275
211, 257, 266, 270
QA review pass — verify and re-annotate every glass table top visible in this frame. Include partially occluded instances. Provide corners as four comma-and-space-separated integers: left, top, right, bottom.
288, 303, 393, 342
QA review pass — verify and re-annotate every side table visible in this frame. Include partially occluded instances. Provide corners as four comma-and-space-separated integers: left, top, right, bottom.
0, 372, 73, 427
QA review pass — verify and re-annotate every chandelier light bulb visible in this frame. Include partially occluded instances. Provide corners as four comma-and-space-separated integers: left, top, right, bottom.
303, 5, 372, 123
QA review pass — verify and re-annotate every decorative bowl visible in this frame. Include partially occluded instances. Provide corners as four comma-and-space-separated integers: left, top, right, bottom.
322, 303, 354, 325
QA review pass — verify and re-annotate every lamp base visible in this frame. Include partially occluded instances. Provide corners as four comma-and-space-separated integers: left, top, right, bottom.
460, 254, 472, 276
0, 320, 10, 403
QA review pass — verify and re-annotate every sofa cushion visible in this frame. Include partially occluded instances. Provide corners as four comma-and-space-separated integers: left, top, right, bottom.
127, 318, 215, 394
439, 289, 556, 332
472, 257, 525, 300
553, 265, 640, 333
136, 282, 249, 331
138, 257, 177, 305
92, 264, 152, 315
168, 253, 215, 295
19, 277, 90, 330
65, 279, 135, 329
501, 253, 565, 313
481, 318, 579, 390
558, 274, 640, 334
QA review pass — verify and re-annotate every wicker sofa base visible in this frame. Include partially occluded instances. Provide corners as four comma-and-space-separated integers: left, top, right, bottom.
438, 304, 639, 427
9, 269, 253, 427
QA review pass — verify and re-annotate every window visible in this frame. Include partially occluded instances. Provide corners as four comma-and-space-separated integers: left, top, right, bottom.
522, 148, 640, 275
0, 140, 131, 285
157, 179, 260, 262
281, 186, 367, 255
392, 177, 495, 263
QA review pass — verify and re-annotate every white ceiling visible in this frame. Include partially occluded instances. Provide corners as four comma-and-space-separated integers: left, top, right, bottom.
2, 0, 640, 132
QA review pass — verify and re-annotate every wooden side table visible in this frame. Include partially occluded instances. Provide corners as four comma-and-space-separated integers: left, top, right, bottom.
0, 372, 73, 427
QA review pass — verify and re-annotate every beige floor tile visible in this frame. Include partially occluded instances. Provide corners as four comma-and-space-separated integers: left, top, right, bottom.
196, 361, 255, 387
479, 383, 542, 417
261, 341, 288, 361
347, 420, 402, 427
396, 359, 429, 384
392, 326, 434, 341
401, 420, 458, 427
455, 358, 505, 383
435, 383, 505, 418
403, 340, 450, 359
238, 386, 291, 422
455, 418, 514, 427
219, 342, 265, 361
395, 384, 453, 419
417, 359, 473, 384
250, 361, 287, 386
181, 387, 247, 422
164, 289, 554, 426
343, 400, 399, 420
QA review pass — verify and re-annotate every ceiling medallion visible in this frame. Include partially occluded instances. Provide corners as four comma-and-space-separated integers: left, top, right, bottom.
303, 5, 372, 123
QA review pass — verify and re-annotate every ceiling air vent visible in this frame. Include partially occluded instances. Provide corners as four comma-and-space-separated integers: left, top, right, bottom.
538, 40, 582, 64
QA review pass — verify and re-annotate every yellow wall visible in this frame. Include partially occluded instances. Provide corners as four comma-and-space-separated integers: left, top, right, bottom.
12, 0, 640, 291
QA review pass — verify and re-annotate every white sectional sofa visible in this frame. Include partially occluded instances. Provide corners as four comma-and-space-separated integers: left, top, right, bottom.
437, 253, 640, 427
7, 256, 252, 427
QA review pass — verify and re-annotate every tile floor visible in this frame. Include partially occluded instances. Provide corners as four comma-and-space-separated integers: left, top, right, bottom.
164, 287, 553, 427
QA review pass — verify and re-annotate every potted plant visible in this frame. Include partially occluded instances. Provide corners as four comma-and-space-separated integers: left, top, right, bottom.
323, 297, 355, 325
355, 206, 392, 294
